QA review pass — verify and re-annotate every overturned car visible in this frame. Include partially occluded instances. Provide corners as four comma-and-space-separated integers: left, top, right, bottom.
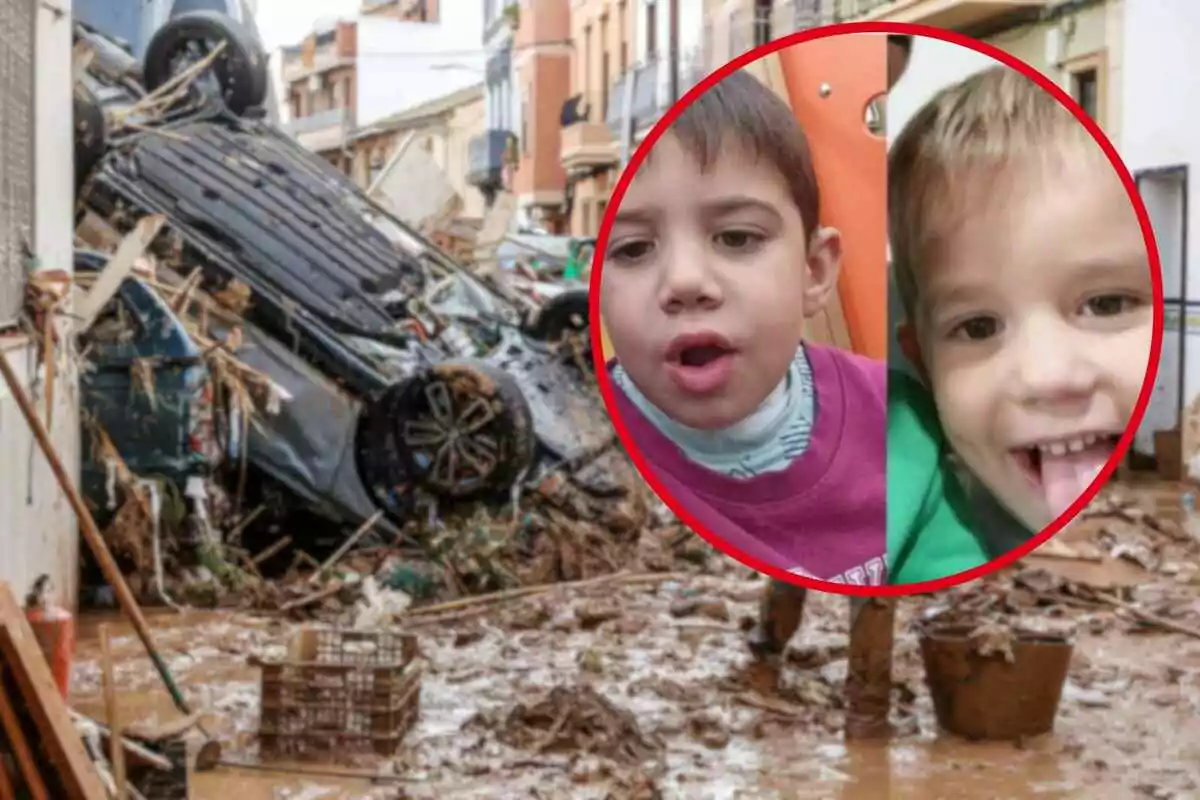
73, 10, 620, 546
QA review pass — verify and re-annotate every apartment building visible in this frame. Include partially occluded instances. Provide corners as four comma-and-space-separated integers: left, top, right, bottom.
469, 1, 572, 228
349, 82, 488, 219
279, 0, 484, 172
470, 2, 521, 207
563, 0, 706, 236
280, 21, 359, 156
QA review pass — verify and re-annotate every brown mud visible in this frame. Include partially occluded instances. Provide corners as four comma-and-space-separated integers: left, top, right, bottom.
68, 480, 1200, 800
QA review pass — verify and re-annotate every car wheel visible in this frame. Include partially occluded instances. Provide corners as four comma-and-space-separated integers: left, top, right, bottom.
142, 11, 268, 116
74, 84, 106, 193
390, 360, 537, 500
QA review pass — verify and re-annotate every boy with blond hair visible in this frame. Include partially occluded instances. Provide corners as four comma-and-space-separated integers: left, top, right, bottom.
887, 65, 1154, 580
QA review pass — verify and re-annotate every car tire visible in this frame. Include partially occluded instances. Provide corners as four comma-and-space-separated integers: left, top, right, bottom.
74, 84, 107, 193
385, 359, 537, 500
142, 11, 268, 116
524, 288, 589, 343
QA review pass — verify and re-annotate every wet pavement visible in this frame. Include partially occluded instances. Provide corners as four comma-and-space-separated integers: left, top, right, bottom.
68, 519, 1200, 799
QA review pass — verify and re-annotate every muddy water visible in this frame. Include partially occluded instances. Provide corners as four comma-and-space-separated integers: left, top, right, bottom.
69, 568, 1200, 799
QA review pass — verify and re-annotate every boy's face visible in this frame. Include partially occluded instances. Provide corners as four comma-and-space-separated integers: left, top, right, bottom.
911, 157, 1153, 531
601, 134, 840, 430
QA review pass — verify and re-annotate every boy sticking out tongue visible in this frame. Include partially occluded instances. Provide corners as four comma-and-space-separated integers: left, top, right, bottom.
889, 65, 1153, 535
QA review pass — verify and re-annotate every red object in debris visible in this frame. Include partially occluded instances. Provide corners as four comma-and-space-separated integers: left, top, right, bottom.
24, 575, 75, 699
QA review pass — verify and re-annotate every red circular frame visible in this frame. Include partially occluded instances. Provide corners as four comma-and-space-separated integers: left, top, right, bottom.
586, 21, 1165, 597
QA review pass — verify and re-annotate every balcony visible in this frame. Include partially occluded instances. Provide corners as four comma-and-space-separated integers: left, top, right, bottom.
561, 121, 618, 171
467, 129, 513, 190
281, 45, 356, 83
605, 54, 708, 140
839, 0, 1050, 30
283, 107, 352, 153
605, 60, 665, 139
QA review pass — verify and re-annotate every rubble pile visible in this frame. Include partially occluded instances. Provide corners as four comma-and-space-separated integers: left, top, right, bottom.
66, 221, 688, 618
489, 684, 663, 764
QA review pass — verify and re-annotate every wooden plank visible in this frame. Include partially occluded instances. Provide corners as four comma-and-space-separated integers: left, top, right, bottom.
75, 214, 166, 332
0, 673, 48, 800
0, 750, 16, 800
99, 626, 127, 799
0, 584, 107, 799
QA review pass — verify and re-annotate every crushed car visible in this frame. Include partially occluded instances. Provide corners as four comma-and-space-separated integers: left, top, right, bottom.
72, 9, 624, 554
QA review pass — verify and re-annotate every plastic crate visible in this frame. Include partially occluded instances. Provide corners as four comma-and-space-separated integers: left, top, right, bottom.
255, 628, 422, 761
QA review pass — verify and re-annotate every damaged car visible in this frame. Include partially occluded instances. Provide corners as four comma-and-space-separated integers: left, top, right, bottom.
72, 9, 623, 546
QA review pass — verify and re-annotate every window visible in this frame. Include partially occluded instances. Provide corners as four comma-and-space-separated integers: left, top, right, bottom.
646, 0, 657, 59
619, 1, 628, 71
1071, 68, 1098, 119
753, 0, 772, 47
600, 13, 610, 117
1064, 51, 1106, 125
602, 52, 610, 118
522, 98, 529, 156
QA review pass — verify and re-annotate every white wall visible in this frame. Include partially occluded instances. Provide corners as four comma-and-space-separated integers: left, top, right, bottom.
1120, 0, 1200, 459
355, 3, 486, 127
1, 0, 80, 607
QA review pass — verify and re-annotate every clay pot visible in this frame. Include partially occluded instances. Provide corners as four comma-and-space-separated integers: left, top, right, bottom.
919, 623, 1073, 741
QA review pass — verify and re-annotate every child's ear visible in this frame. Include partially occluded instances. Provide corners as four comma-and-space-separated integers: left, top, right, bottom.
802, 227, 842, 317
897, 321, 928, 381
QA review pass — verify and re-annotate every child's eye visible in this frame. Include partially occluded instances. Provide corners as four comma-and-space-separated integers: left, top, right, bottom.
714, 230, 764, 251
948, 316, 1001, 341
607, 239, 655, 264
1080, 293, 1142, 317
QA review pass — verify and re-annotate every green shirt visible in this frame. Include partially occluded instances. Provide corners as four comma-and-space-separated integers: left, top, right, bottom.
887, 370, 990, 584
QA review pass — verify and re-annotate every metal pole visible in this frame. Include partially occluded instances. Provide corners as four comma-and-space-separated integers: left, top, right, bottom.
668, 0, 680, 103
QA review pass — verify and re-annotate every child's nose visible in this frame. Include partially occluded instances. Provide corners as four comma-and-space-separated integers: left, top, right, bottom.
1008, 321, 1099, 405
657, 248, 723, 313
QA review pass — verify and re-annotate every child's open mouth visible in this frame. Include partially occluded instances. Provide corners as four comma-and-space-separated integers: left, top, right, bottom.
664, 332, 737, 395
1010, 433, 1121, 519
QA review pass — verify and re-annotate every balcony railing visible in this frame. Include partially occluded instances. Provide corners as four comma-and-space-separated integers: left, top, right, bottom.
284, 107, 352, 152
605, 52, 707, 140
467, 128, 512, 189
839, 0, 1051, 29
560, 121, 617, 170
281, 45, 355, 82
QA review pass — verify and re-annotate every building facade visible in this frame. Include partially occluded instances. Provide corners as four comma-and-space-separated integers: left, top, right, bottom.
1116, 0, 1200, 475
512, 0, 573, 230
564, 0, 707, 237
470, 1, 572, 229
350, 83, 488, 218
1, 0, 80, 605
279, 0, 484, 175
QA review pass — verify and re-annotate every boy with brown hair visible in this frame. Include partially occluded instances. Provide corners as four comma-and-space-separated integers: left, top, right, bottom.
601, 68, 888, 583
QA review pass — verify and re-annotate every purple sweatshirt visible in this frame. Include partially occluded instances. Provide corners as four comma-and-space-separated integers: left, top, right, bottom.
610, 343, 887, 585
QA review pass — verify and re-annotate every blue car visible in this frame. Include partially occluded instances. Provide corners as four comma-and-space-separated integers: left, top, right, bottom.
76, 250, 224, 544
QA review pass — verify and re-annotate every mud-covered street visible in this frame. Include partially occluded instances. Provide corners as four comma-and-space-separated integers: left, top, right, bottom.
64, 481, 1200, 799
